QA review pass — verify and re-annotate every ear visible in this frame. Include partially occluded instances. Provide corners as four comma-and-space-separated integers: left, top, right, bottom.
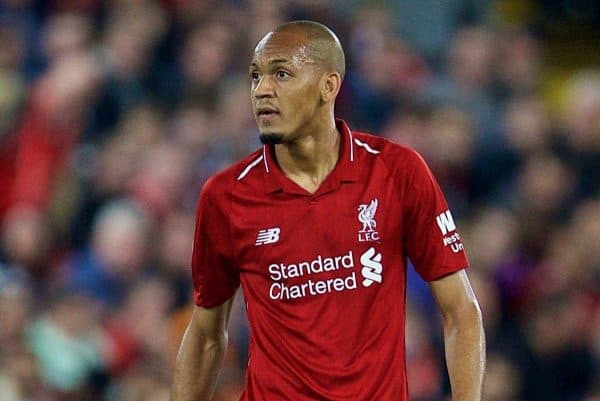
320, 72, 341, 103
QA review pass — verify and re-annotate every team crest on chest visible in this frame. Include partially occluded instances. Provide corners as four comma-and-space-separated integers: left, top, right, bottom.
357, 198, 380, 242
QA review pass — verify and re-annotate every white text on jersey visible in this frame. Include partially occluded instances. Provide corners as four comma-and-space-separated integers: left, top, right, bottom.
436, 210, 456, 235
268, 248, 384, 301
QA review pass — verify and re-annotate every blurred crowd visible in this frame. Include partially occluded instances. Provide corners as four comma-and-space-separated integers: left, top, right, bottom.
0, 0, 599, 400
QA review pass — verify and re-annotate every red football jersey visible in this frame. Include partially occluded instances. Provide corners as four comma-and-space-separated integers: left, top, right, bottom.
192, 119, 468, 401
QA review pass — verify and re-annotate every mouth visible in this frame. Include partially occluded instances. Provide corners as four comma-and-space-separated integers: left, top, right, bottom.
256, 107, 280, 121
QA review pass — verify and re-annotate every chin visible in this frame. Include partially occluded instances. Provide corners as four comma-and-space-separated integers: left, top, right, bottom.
259, 132, 286, 145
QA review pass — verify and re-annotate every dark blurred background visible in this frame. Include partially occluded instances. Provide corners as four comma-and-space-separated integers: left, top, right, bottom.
0, 1, 598, 400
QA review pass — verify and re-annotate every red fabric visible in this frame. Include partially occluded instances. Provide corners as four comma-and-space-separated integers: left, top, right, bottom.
0, 87, 79, 215
191, 119, 468, 401
0, 131, 19, 216
103, 321, 141, 375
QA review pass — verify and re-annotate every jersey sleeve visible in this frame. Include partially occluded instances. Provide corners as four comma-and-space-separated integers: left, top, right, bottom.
191, 178, 239, 307
402, 150, 469, 281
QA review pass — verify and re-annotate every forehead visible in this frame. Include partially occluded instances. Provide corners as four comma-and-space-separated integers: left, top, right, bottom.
251, 31, 315, 66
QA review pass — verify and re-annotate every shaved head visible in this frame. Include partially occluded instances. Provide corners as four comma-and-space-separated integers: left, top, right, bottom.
258, 20, 346, 80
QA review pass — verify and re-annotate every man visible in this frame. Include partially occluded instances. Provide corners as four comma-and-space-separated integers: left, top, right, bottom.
171, 21, 485, 401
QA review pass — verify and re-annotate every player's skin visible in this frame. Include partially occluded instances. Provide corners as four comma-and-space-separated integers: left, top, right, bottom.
171, 22, 485, 401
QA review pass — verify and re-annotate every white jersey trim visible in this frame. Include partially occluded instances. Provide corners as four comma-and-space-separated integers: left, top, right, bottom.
354, 138, 381, 154
256, 129, 360, 178
349, 129, 354, 162
237, 155, 264, 181
262, 146, 270, 173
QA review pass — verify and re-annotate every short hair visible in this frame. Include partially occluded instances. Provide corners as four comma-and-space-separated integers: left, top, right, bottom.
273, 20, 346, 80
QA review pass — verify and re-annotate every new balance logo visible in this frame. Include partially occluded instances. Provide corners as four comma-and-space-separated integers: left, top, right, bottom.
360, 247, 383, 287
436, 210, 456, 235
255, 227, 281, 246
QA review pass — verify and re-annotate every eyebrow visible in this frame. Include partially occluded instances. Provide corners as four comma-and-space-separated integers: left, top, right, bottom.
250, 58, 291, 69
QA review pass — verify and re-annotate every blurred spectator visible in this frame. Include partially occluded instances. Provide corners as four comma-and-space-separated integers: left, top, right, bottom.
405, 304, 442, 400
40, 11, 94, 65
129, 140, 193, 219
496, 30, 542, 98
424, 106, 476, 215
515, 292, 596, 401
483, 352, 522, 401
171, 22, 235, 110
1, 205, 54, 287
0, 277, 32, 354
1, 51, 101, 215
382, 104, 430, 154
86, 1, 167, 139
246, 0, 286, 46
465, 207, 519, 275
155, 210, 195, 309
557, 70, 600, 198
512, 153, 575, 255
26, 291, 103, 395
110, 364, 171, 401
0, 346, 49, 401
213, 76, 262, 162
63, 200, 150, 307
423, 26, 498, 149
70, 103, 165, 247
472, 94, 553, 202
388, 0, 490, 62
102, 278, 174, 378
344, 6, 399, 131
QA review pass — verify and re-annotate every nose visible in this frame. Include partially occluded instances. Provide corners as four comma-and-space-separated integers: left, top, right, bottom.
253, 75, 275, 99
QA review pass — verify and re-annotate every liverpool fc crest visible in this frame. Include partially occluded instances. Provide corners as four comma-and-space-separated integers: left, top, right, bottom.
358, 198, 380, 242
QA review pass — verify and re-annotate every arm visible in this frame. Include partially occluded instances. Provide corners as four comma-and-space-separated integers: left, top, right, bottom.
429, 270, 485, 401
171, 298, 234, 401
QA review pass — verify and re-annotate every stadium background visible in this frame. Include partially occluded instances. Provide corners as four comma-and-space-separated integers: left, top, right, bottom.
0, 0, 599, 400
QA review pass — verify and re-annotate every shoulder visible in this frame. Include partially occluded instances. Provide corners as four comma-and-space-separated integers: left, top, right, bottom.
351, 130, 429, 173
201, 148, 265, 199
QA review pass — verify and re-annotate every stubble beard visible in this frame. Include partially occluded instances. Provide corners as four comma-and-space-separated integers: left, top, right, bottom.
259, 132, 286, 145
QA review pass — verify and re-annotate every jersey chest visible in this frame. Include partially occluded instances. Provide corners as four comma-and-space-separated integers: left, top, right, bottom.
228, 180, 405, 304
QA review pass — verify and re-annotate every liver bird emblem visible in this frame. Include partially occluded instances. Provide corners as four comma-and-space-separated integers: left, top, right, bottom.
358, 198, 378, 233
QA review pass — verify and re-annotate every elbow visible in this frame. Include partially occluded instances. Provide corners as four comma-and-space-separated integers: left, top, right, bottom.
181, 317, 229, 358
204, 332, 228, 353
465, 298, 483, 322
443, 297, 484, 331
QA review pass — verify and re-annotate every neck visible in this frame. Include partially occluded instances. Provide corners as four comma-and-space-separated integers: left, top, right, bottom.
274, 118, 340, 193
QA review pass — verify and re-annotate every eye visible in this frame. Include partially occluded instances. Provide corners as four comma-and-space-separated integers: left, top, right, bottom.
250, 71, 261, 82
276, 70, 290, 80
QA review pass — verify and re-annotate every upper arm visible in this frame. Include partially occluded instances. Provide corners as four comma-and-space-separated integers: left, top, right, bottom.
402, 150, 469, 282
429, 270, 480, 321
192, 180, 240, 307
188, 296, 235, 342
